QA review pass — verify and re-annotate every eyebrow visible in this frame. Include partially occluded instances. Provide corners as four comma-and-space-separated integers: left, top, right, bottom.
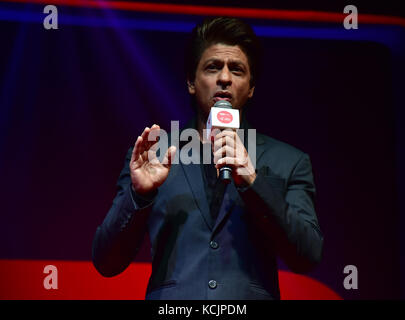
203, 58, 247, 67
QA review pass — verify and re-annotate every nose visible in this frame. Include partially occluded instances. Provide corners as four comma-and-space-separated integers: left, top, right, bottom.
217, 66, 232, 88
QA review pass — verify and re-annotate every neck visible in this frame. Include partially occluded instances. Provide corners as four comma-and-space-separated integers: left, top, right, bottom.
196, 111, 207, 141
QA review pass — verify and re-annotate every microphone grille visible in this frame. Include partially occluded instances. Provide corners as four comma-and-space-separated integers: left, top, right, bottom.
213, 100, 232, 109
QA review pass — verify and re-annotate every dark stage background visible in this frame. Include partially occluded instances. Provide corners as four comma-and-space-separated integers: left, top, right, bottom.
0, 1, 404, 300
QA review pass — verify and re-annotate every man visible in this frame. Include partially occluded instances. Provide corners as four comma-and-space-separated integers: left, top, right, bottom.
92, 17, 323, 300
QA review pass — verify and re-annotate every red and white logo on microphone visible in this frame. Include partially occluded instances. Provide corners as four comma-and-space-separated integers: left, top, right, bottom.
217, 111, 233, 124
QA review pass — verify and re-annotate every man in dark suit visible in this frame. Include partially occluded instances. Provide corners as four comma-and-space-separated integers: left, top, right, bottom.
92, 17, 323, 300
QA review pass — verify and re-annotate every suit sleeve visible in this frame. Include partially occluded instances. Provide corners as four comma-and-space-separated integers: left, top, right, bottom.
92, 148, 155, 277
239, 152, 323, 273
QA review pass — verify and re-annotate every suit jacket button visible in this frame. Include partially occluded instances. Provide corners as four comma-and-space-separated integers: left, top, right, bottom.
210, 241, 219, 249
208, 280, 217, 289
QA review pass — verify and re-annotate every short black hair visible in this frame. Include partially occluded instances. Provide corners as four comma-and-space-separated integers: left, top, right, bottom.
185, 17, 262, 88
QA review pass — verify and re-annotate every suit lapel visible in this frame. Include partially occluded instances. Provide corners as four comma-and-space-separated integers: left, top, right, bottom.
178, 117, 214, 230
212, 182, 238, 233
181, 161, 214, 230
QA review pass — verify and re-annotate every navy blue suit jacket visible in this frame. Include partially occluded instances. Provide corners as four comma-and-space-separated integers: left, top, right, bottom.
92, 118, 323, 300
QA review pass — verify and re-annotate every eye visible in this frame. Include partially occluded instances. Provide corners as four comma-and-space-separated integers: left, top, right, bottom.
206, 64, 218, 71
231, 68, 243, 75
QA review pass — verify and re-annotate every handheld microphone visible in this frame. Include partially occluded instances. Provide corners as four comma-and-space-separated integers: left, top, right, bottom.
206, 100, 240, 184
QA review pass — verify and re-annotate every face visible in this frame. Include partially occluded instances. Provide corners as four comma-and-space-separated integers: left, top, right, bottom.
188, 43, 255, 118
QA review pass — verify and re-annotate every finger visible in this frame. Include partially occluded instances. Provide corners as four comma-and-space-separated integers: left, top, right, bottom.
141, 126, 150, 141
146, 141, 161, 164
162, 146, 177, 168
219, 133, 247, 159
234, 139, 248, 159
147, 145, 158, 163
213, 145, 235, 164
215, 156, 238, 168
148, 124, 160, 143
236, 165, 255, 177
136, 127, 150, 155
217, 130, 246, 151
213, 135, 236, 152
132, 135, 143, 162
213, 130, 237, 153
145, 124, 161, 151
214, 129, 236, 140
138, 125, 157, 154
149, 140, 159, 152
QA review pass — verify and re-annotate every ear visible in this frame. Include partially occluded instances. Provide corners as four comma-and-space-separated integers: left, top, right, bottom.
187, 80, 195, 95
248, 86, 255, 98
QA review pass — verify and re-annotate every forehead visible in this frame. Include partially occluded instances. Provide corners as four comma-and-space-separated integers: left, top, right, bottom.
199, 43, 249, 65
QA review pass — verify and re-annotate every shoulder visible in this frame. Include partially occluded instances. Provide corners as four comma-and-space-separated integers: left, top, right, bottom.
257, 132, 307, 159
254, 132, 312, 178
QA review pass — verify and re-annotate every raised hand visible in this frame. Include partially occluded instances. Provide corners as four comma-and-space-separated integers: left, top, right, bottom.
130, 124, 176, 196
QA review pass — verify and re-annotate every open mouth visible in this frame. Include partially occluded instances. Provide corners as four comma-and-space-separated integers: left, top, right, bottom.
213, 91, 232, 102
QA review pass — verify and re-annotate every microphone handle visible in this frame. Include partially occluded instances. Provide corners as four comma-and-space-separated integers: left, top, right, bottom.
219, 166, 232, 184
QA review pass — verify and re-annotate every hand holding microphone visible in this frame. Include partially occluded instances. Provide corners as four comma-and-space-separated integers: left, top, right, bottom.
206, 101, 256, 186
206, 100, 239, 183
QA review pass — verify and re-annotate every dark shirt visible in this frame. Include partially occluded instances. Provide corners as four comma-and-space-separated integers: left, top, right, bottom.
200, 142, 226, 221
